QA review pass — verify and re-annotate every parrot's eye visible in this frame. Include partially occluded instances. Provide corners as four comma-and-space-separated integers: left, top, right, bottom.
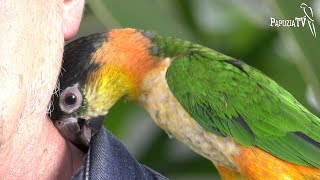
65, 93, 77, 105
59, 84, 83, 114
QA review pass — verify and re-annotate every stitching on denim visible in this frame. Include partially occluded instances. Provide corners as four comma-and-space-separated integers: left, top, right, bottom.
84, 147, 91, 180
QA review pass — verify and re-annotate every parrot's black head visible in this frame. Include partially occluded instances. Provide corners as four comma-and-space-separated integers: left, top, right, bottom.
48, 28, 157, 148
48, 33, 107, 148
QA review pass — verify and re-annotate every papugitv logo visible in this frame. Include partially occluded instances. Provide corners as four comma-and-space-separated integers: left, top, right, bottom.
270, 3, 317, 38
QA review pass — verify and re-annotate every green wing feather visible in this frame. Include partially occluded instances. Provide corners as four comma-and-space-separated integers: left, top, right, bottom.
144, 31, 320, 167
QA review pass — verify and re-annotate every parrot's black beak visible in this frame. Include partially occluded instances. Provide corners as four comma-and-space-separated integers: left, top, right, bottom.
77, 116, 104, 147
53, 115, 104, 151
85, 115, 105, 135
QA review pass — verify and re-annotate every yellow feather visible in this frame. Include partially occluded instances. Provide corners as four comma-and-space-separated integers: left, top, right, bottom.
82, 65, 134, 117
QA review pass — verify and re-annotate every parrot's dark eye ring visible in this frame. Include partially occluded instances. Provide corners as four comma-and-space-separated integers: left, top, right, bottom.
59, 83, 83, 114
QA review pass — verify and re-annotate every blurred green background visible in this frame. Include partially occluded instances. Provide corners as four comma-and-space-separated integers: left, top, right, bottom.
76, 0, 320, 179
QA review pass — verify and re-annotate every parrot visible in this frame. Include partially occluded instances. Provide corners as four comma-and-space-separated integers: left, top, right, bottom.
49, 28, 320, 179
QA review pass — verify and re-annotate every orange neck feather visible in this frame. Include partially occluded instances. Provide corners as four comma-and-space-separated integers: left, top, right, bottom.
91, 28, 159, 99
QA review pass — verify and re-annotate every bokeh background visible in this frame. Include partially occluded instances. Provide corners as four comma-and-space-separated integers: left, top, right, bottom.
75, 0, 320, 179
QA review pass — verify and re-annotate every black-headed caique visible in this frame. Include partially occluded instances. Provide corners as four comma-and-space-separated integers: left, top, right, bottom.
49, 28, 320, 179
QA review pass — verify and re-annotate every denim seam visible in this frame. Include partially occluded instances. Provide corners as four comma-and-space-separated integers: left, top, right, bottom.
84, 147, 91, 180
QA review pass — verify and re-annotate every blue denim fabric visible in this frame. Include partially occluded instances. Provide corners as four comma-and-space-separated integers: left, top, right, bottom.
72, 127, 168, 180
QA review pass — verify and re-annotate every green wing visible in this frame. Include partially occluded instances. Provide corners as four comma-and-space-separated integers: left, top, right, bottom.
146, 33, 320, 167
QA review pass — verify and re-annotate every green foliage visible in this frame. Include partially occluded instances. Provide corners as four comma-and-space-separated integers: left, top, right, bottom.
78, 0, 320, 179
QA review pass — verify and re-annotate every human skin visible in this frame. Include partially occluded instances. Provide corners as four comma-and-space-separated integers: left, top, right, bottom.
0, 0, 85, 179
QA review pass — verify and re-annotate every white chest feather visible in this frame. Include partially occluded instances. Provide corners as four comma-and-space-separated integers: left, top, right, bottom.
138, 58, 240, 170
